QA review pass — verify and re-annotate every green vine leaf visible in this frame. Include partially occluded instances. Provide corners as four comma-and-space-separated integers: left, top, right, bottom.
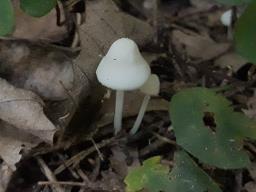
170, 87, 256, 169
124, 151, 221, 192
20, 0, 57, 17
0, 0, 14, 36
234, 1, 256, 63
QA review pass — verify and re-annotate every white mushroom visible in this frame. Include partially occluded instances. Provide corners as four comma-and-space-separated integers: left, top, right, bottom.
221, 9, 232, 27
96, 38, 151, 134
130, 74, 160, 135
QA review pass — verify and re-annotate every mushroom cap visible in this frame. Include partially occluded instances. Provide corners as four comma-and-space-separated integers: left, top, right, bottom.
140, 74, 160, 96
221, 10, 232, 27
96, 38, 151, 90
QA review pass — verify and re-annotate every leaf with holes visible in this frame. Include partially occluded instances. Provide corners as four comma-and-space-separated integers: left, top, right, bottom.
124, 152, 221, 192
20, 0, 57, 17
214, 0, 251, 5
234, 1, 256, 63
0, 0, 14, 36
170, 87, 256, 169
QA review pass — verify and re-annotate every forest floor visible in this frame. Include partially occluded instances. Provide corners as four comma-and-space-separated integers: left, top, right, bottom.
1, 0, 256, 192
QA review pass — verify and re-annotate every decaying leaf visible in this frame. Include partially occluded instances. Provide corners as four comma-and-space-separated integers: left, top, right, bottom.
171, 30, 230, 61
0, 78, 56, 143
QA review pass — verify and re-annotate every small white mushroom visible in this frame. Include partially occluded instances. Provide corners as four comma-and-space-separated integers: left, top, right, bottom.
96, 38, 151, 134
130, 74, 160, 135
220, 9, 232, 27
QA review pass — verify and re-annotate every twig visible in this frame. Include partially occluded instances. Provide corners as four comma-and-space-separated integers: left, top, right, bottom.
54, 137, 115, 175
151, 132, 176, 146
36, 157, 64, 192
90, 138, 104, 161
38, 181, 85, 187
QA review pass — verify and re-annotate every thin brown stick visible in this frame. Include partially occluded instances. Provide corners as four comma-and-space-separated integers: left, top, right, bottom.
38, 181, 85, 187
37, 157, 64, 192
54, 137, 115, 175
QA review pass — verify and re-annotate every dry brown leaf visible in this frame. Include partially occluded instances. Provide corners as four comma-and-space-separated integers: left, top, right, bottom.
214, 52, 248, 72
0, 162, 13, 192
0, 121, 40, 169
171, 30, 230, 61
0, 78, 56, 143
244, 182, 256, 192
12, 1, 67, 42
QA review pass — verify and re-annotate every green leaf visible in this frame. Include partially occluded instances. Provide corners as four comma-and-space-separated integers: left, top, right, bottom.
125, 156, 171, 192
20, 0, 57, 17
0, 0, 14, 36
169, 151, 221, 192
234, 1, 256, 63
214, 0, 251, 5
124, 152, 222, 192
170, 87, 256, 169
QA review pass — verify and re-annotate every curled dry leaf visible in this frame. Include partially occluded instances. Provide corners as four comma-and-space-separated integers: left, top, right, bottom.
0, 78, 56, 143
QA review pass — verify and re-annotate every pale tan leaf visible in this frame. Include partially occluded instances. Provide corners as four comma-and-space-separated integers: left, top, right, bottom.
0, 162, 13, 192
0, 78, 56, 143
171, 30, 230, 61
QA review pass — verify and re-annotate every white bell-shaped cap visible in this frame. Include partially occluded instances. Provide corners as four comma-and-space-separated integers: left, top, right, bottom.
220, 10, 232, 27
96, 38, 151, 90
140, 74, 160, 96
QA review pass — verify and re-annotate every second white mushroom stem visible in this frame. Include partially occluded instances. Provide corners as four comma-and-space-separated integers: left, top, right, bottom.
114, 90, 124, 134
130, 95, 151, 135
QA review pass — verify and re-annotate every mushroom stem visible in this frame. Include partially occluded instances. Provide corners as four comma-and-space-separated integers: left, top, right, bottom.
130, 95, 151, 135
114, 90, 124, 134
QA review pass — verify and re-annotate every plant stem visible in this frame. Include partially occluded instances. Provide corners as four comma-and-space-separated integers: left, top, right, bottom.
130, 95, 151, 135
114, 90, 124, 134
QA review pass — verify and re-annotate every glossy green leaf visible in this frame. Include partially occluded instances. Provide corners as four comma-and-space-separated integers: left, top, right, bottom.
0, 0, 14, 36
234, 1, 256, 63
124, 152, 221, 192
170, 87, 256, 169
20, 0, 57, 17
214, 0, 251, 5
